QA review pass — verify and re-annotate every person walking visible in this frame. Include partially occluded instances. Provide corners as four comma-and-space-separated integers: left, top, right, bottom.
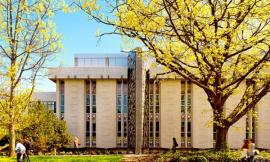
172, 137, 178, 153
23, 138, 31, 162
15, 140, 26, 162
73, 137, 80, 155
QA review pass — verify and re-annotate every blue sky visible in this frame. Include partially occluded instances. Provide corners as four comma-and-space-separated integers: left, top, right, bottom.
36, 10, 124, 92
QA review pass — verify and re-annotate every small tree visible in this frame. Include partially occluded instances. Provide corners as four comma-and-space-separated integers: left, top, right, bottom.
18, 102, 71, 154
0, 0, 66, 156
79, 0, 270, 150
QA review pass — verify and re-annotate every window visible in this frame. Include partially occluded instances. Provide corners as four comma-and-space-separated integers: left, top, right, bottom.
60, 81, 65, 118
180, 80, 192, 147
149, 80, 160, 147
245, 80, 257, 143
116, 80, 128, 147
85, 80, 97, 147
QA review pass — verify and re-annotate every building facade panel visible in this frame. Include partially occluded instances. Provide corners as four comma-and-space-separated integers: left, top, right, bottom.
192, 85, 213, 148
96, 80, 117, 148
160, 80, 181, 148
227, 83, 246, 149
64, 80, 85, 147
257, 93, 270, 149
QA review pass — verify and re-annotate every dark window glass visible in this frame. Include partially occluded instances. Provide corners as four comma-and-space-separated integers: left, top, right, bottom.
86, 95, 90, 105
124, 121, 127, 132
156, 95, 159, 105
156, 106, 159, 113
86, 105, 90, 113
53, 102, 56, 113
150, 122, 153, 132
92, 95, 96, 105
92, 106, 96, 113
117, 106, 121, 113
86, 121, 90, 132
188, 122, 191, 132
117, 96, 121, 105
156, 122, 159, 132
118, 121, 121, 132
92, 123, 96, 131
181, 122, 185, 132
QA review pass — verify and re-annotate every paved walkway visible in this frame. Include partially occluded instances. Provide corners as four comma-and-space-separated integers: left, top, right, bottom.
121, 154, 156, 162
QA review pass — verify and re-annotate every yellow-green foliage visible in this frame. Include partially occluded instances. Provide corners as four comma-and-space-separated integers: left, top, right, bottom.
0, 0, 66, 155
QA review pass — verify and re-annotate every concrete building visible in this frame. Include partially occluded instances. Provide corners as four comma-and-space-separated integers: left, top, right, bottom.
37, 52, 270, 152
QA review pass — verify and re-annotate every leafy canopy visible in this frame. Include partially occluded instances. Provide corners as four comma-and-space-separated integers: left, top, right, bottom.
80, 0, 270, 127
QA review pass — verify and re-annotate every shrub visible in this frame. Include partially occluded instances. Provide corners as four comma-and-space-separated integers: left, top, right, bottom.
157, 150, 270, 162
18, 102, 72, 153
188, 155, 208, 162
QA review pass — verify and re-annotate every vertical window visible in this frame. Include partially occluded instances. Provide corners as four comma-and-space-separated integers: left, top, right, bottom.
245, 80, 256, 143
181, 80, 192, 147
116, 80, 128, 147
246, 108, 256, 142
60, 81, 65, 119
85, 80, 97, 147
149, 80, 160, 147
213, 123, 217, 147
92, 81, 96, 113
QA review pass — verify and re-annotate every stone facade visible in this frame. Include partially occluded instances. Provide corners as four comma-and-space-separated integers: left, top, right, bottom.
160, 80, 181, 148
37, 53, 270, 151
192, 85, 213, 148
64, 80, 85, 147
96, 80, 117, 148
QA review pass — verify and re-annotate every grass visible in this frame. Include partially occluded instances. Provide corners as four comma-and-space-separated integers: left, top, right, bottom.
0, 155, 123, 162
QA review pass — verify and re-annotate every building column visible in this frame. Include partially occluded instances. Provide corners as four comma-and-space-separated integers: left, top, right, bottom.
96, 80, 117, 148
257, 93, 270, 149
192, 85, 213, 148
160, 80, 181, 148
64, 80, 85, 147
127, 51, 146, 154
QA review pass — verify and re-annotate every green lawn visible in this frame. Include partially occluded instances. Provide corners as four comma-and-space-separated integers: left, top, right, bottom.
0, 155, 123, 162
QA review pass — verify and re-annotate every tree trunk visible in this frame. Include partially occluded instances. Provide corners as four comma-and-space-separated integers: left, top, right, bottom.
215, 126, 229, 150
9, 124, 16, 157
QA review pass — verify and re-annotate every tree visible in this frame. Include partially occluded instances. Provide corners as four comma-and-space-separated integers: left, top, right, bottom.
18, 102, 71, 154
0, 0, 65, 156
79, 0, 270, 150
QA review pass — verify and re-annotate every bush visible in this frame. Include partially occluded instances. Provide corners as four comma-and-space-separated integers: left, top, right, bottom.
157, 150, 269, 162
188, 155, 208, 162
18, 102, 72, 153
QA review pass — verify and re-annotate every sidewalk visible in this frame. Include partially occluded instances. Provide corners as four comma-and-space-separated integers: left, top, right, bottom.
121, 154, 156, 162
